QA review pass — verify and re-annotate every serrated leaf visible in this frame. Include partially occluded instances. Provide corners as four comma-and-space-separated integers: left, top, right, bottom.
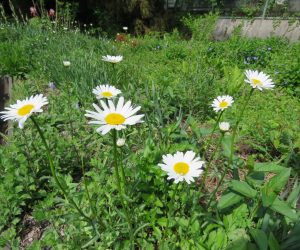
230, 180, 257, 199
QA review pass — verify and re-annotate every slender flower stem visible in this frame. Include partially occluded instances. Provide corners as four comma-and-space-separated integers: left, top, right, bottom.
205, 111, 224, 152
207, 89, 254, 207
119, 151, 127, 190
112, 130, 134, 249
30, 116, 95, 226
206, 164, 227, 208
201, 132, 224, 187
166, 184, 179, 231
81, 156, 98, 221
228, 89, 254, 172
200, 111, 224, 192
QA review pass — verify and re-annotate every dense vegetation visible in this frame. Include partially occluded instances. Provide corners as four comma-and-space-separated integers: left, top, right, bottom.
0, 14, 299, 249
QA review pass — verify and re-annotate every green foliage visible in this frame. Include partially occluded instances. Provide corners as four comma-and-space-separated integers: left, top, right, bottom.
0, 15, 299, 249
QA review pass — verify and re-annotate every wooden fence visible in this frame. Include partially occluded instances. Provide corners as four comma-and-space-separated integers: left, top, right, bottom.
0, 76, 12, 144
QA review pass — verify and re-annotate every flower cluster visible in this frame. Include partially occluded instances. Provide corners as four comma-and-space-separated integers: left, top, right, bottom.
0, 67, 275, 186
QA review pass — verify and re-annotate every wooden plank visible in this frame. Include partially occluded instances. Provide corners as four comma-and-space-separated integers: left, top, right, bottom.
0, 76, 12, 144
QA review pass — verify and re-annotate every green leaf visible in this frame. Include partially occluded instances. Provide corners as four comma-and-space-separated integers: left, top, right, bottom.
230, 180, 257, 199
287, 179, 300, 208
268, 232, 281, 250
246, 171, 265, 188
225, 238, 248, 250
270, 197, 298, 221
261, 188, 277, 207
267, 168, 291, 193
253, 163, 285, 173
222, 135, 232, 158
157, 217, 167, 227
153, 226, 162, 239
249, 229, 268, 250
217, 192, 244, 210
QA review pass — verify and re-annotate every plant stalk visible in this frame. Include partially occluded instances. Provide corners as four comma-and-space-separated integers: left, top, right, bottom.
112, 129, 134, 249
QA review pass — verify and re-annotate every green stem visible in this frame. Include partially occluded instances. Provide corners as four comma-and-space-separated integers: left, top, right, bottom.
112, 130, 134, 249
250, 200, 261, 221
81, 156, 98, 220
207, 89, 254, 207
229, 89, 254, 168
205, 110, 224, 152
30, 116, 95, 226
206, 165, 227, 208
201, 132, 224, 188
166, 184, 179, 230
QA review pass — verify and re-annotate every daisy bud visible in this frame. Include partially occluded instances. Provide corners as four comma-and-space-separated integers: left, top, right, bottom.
63, 61, 71, 67
117, 138, 126, 147
219, 122, 230, 132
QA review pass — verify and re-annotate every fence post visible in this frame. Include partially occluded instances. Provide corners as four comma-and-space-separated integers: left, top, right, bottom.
0, 76, 12, 144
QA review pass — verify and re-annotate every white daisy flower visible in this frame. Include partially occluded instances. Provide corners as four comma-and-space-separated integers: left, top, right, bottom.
123, 26, 128, 31
0, 94, 48, 129
158, 151, 205, 184
92, 84, 121, 99
245, 70, 275, 90
85, 97, 144, 135
63, 61, 71, 67
219, 122, 230, 132
211, 95, 234, 112
102, 55, 123, 64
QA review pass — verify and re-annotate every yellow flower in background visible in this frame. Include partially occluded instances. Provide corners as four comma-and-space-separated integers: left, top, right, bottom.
92, 84, 121, 99
245, 70, 275, 90
102, 55, 123, 63
85, 97, 144, 135
0, 94, 48, 129
158, 151, 205, 184
211, 95, 234, 112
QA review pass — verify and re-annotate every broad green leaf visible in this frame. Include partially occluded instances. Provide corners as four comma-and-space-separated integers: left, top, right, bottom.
230, 180, 257, 199
267, 168, 291, 193
250, 229, 268, 250
261, 187, 277, 207
270, 197, 298, 221
246, 171, 265, 188
268, 232, 281, 250
217, 192, 244, 210
253, 163, 285, 173
225, 238, 248, 250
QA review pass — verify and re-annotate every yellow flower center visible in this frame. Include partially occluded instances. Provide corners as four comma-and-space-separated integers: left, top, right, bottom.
18, 104, 34, 116
102, 91, 113, 98
173, 162, 189, 176
252, 78, 262, 86
105, 113, 125, 125
219, 100, 228, 108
